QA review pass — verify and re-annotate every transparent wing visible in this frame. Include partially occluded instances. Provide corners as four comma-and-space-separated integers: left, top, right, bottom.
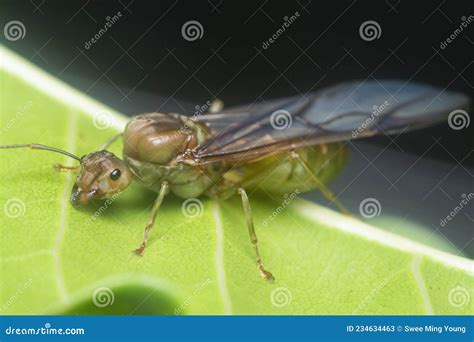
195, 80, 469, 163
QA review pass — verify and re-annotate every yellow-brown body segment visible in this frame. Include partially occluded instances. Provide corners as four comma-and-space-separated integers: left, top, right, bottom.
122, 113, 348, 200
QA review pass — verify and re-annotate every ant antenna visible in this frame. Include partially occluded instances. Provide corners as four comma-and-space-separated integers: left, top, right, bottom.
0, 144, 81, 161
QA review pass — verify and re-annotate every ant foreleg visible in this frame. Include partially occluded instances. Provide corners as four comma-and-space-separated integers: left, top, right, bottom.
53, 164, 80, 172
133, 181, 169, 256
238, 188, 275, 283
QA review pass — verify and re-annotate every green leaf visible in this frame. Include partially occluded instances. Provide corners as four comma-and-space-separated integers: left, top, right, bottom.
1, 47, 472, 315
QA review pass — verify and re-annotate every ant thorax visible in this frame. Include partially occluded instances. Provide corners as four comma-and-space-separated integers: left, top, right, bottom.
122, 113, 221, 198
123, 113, 211, 166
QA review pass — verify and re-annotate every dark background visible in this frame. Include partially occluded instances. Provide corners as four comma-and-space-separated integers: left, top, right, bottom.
1, 0, 473, 256
1, 0, 473, 161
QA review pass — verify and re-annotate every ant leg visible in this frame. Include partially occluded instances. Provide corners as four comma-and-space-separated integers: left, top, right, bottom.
133, 181, 169, 256
99, 133, 122, 151
208, 99, 224, 114
53, 164, 80, 172
291, 151, 351, 216
238, 188, 275, 282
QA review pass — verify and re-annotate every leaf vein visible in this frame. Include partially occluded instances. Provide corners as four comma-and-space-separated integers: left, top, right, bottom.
52, 109, 78, 304
411, 254, 434, 314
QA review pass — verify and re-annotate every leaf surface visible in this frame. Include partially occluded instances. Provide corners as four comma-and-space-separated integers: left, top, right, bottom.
1, 47, 472, 315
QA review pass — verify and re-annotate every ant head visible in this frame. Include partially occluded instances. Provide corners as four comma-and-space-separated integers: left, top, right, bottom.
0, 144, 133, 206
71, 151, 133, 205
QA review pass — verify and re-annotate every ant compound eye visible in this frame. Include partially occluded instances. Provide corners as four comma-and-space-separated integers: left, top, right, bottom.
110, 168, 121, 180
